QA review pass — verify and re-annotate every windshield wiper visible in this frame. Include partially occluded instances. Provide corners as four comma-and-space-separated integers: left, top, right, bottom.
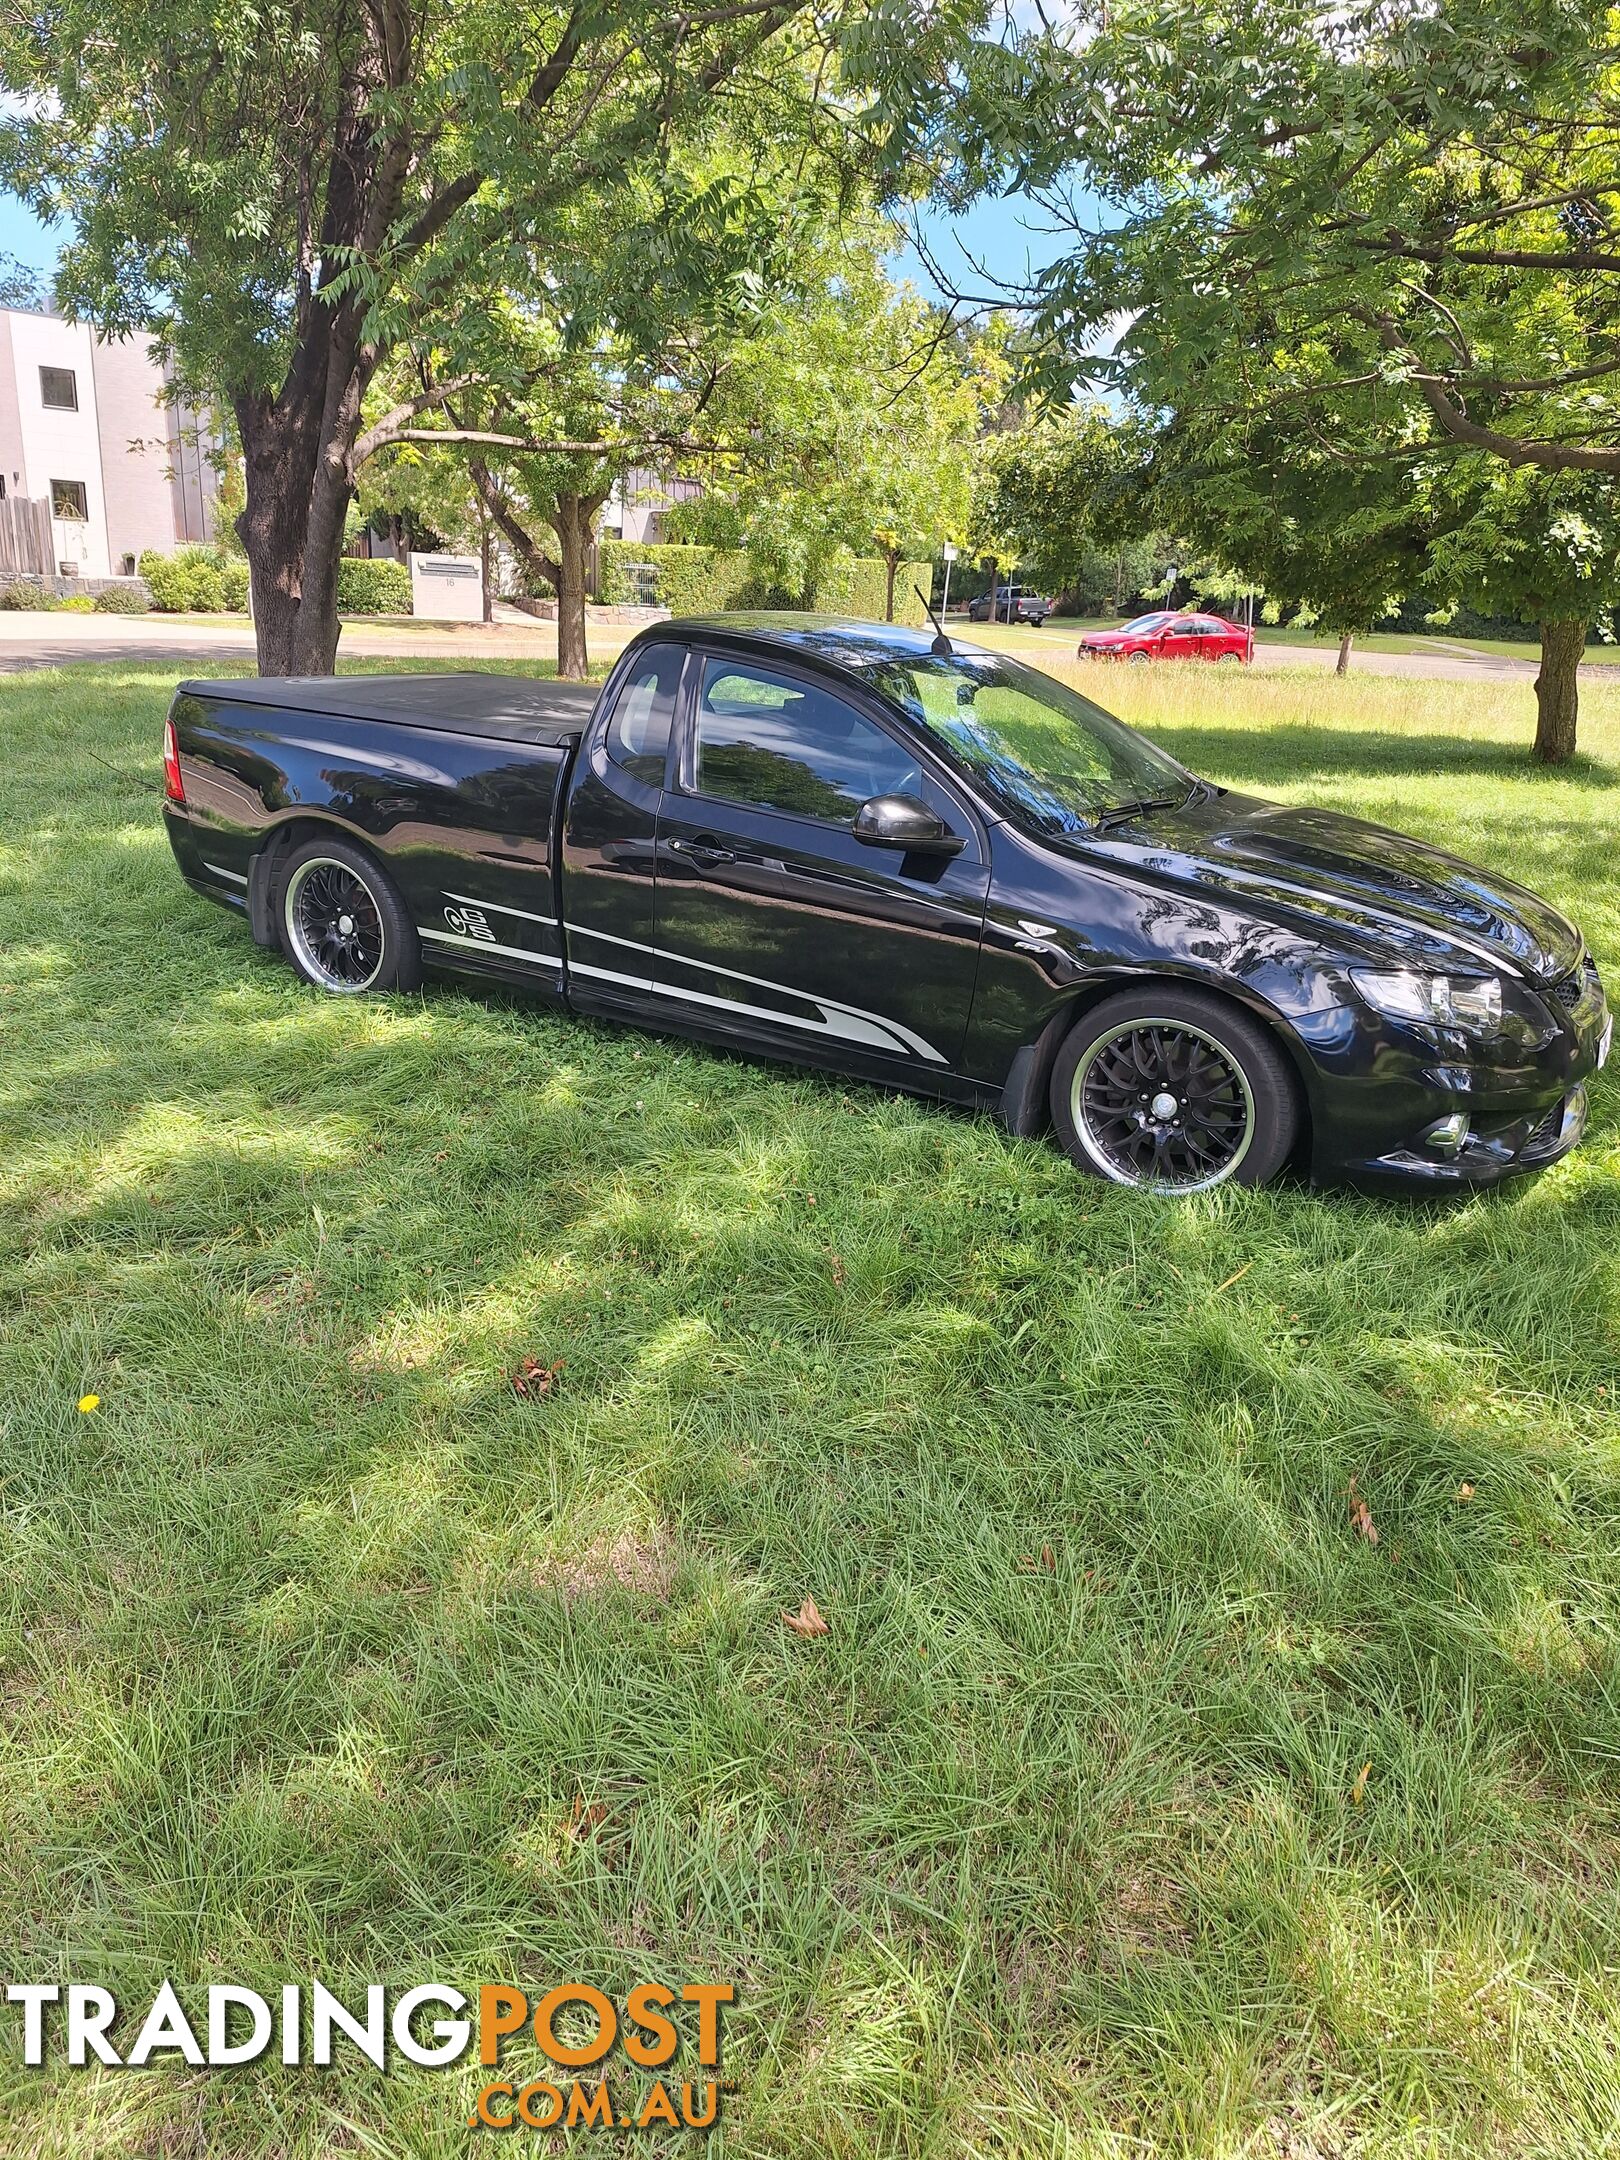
1094, 787, 1194, 830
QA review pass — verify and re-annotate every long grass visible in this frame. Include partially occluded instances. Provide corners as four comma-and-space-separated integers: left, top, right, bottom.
1, 658, 1619, 2158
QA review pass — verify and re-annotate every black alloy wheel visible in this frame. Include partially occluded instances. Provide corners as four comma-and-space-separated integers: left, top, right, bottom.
1050, 986, 1300, 1192
276, 835, 422, 995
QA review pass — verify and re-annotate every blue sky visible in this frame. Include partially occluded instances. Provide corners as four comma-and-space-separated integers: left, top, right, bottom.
1, 188, 1068, 306
0, 194, 66, 277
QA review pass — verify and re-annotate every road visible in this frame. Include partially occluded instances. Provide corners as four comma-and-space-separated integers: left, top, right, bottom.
962, 620, 1558, 683
0, 608, 594, 675
0, 607, 1588, 683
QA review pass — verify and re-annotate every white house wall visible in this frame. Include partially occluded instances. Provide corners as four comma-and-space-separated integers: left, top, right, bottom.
91, 334, 209, 570
7, 313, 111, 578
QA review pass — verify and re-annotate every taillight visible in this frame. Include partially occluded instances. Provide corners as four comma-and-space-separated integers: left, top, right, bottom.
163, 716, 185, 804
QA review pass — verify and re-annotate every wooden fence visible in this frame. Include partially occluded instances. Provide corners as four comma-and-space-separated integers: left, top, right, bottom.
0, 496, 54, 578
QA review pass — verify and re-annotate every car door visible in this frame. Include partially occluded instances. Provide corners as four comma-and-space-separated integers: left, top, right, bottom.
558, 639, 686, 1023
652, 649, 991, 1078
1158, 615, 1200, 659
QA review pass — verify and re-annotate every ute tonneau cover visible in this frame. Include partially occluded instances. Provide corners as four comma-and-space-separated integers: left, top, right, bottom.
176, 670, 598, 747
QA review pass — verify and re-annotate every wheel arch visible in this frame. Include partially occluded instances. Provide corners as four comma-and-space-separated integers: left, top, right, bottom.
247, 813, 389, 949
1000, 972, 1317, 1170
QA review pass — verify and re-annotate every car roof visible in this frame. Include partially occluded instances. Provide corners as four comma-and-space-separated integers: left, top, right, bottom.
652, 612, 990, 666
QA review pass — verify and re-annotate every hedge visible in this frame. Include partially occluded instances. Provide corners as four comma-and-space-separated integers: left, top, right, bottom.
597, 542, 931, 626
139, 546, 228, 613
337, 556, 413, 615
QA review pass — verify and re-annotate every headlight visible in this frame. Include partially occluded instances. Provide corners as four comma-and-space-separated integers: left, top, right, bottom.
1353, 969, 1503, 1033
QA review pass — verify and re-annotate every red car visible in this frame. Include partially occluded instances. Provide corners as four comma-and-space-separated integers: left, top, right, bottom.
1078, 610, 1253, 664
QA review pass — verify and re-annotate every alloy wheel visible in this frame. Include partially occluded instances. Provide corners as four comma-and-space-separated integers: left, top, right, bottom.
284, 857, 386, 992
1072, 1019, 1254, 1190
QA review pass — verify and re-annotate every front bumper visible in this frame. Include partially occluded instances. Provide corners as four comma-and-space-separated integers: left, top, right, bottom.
1328, 974, 1609, 1190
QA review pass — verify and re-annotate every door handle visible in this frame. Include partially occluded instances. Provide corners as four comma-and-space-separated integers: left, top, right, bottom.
667, 836, 736, 868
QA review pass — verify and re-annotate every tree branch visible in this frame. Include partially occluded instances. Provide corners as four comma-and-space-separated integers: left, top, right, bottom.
352, 374, 486, 466
1367, 312, 1620, 472
388, 427, 730, 454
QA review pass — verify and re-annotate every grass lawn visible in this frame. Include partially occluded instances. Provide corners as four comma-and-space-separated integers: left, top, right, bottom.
2, 657, 1619, 2159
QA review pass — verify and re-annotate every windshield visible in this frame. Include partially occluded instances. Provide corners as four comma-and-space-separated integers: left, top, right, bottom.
859, 648, 1191, 834
1118, 611, 1176, 634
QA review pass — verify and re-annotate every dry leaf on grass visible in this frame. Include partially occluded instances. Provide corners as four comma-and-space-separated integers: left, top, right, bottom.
1348, 1476, 1379, 1544
1457, 1481, 1476, 1501
571, 1796, 609, 1840
511, 1355, 564, 1400
1350, 1760, 1372, 1806
782, 1596, 830, 1637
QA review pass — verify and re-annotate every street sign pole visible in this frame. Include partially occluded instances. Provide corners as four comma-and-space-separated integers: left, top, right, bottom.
941, 540, 958, 617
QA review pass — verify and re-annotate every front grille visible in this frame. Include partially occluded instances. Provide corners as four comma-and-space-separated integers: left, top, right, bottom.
1548, 952, 1600, 1012
1526, 1101, 1564, 1150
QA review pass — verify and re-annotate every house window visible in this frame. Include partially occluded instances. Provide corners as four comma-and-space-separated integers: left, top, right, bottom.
39, 366, 79, 411
50, 479, 89, 520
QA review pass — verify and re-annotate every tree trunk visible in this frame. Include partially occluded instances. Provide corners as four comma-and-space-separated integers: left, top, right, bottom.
1534, 620, 1586, 763
553, 491, 609, 681
479, 515, 494, 624
883, 550, 898, 622
1335, 631, 1353, 676
233, 309, 373, 677
554, 495, 591, 680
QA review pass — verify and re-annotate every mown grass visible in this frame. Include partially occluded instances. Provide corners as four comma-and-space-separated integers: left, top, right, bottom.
1, 658, 1619, 2159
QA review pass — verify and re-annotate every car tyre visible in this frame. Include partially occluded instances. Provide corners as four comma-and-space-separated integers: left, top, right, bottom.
1128, 650, 1151, 665
277, 835, 422, 996
1217, 651, 1243, 666
1049, 986, 1300, 1193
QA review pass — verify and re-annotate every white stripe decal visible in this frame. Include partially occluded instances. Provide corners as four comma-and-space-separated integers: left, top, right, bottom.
419, 925, 559, 967
570, 962, 921, 1058
205, 862, 248, 886
566, 922, 944, 1062
443, 890, 557, 927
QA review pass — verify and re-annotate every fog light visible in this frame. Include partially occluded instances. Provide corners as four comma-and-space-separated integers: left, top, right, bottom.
1424, 1112, 1470, 1156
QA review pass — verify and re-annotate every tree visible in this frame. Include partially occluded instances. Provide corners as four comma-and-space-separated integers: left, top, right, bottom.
0, 2, 938, 675
990, 0, 1620, 754
1142, 410, 1433, 673
1426, 462, 1620, 762
673, 238, 992, 609
977, 404, 1174, 612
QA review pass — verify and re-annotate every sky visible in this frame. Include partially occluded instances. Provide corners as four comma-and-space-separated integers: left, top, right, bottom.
0, 194, 65, 279
0, 188, 1072, 309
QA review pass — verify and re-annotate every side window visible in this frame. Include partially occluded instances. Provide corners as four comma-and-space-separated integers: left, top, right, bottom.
604, 643, 683, 785
693, 658, 922, 826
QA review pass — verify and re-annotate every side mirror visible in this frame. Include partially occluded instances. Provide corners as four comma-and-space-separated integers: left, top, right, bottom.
852, 794, 964, 857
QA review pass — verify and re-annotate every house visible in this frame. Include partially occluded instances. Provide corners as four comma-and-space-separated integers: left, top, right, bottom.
0, 306, 220, 585
601, 466, 703, 547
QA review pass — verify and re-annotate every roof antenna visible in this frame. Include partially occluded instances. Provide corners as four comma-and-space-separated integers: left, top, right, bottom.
915, 584, 953, 658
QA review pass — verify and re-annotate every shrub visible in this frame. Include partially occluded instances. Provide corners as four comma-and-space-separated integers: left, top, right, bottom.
57, 593, 95, 614
337, 557, 413, 615
139, 547, 227, 612
0, 577, 49, 609
218, 560, 250, 612
94, 582, 152, 615
596, 541, 930, 624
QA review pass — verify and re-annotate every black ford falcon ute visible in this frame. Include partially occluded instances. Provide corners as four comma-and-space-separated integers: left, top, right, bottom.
162, 616, 1611, 1194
